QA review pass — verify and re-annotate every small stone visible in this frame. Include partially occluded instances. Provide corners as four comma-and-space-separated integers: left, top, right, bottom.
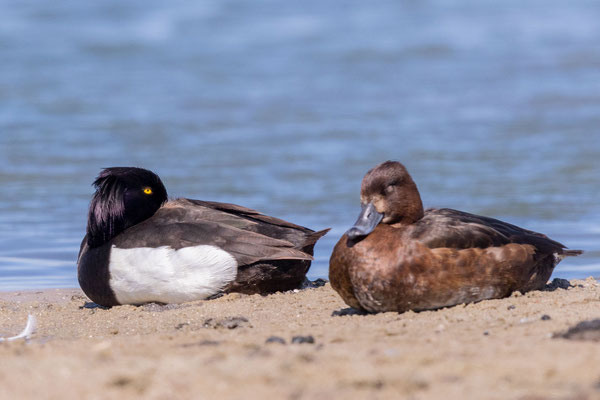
203, 316, 251, 329
222, 317, 249, 329
483, 331, 489, 336
265, 336, 286, 344
558, 319, 600, 341
291, 335, 315, 344
332, 308, 367, 317
203, 318, 215, 328
507, 305, 516, 310
541, 314, 551, 321
175, 322, 189, 330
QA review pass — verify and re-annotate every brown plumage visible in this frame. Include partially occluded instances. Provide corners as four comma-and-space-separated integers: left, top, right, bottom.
329, 161, 583, 313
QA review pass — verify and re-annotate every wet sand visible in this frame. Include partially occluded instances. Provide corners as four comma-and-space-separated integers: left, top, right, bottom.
2, 279, 600, 400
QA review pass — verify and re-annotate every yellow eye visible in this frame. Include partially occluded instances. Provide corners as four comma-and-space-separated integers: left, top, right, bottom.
143, 187, 153, 195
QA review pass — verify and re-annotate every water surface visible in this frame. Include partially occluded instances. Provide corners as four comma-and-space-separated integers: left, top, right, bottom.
1, 0, 599, 290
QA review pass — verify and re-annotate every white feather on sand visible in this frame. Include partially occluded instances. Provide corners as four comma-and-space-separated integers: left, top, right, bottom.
0, 315, 36, 342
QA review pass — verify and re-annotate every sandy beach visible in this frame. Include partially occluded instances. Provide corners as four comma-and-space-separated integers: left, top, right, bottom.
2, 279, 600, 400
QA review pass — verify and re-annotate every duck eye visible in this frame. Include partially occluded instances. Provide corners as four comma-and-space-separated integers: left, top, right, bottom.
143, 187, 153, 195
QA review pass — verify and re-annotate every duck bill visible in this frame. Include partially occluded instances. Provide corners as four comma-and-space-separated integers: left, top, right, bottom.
345, 202, 384, 240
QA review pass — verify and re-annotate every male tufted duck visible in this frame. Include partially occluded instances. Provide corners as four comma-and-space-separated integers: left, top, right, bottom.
77, 167, 329, 307
329, 161, 582, 313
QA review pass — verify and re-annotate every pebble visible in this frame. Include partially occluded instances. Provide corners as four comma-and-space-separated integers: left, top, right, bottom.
558, 319, 600, 341
331, 308, 367, 317
291, 335, 315, 344
203, 316, 251, 329
265, 336, 286, 345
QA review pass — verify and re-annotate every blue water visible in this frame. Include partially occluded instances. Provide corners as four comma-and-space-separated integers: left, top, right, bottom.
1, 0, 599, 290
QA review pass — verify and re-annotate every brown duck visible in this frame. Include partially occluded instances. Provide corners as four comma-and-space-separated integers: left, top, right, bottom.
329, 161, 582, 313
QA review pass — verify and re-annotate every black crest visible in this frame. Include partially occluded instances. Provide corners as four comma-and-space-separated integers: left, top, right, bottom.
86, 167, 168, 247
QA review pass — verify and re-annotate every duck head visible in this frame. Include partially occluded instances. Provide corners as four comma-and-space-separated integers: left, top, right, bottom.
346, 161, 424, 241
86, 167, 168, 247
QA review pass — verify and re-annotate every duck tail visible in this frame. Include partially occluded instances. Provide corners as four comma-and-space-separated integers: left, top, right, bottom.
306, 228, 331, 244
300, 228, 331, 255
554, 249, 583, 264
563, 249, 583, 257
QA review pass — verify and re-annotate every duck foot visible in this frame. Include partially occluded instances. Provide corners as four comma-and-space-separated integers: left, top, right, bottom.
79, 302, 109, 310
545, 278, 572, 291
301, 278, 328, 289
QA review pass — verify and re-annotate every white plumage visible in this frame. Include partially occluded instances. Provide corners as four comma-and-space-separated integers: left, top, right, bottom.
0, 315, 36, 342
108, 245, 238, 304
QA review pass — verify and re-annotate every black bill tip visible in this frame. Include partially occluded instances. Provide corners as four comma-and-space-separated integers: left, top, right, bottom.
345, 202, 383, 241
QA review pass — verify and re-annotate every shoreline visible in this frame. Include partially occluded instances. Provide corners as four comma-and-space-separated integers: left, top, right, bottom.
2, 279, 600, 399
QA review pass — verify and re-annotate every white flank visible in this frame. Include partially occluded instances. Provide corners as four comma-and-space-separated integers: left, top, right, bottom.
108, 245, 238, 305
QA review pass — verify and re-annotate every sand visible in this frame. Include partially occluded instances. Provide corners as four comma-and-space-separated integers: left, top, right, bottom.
2, 279, 600, 400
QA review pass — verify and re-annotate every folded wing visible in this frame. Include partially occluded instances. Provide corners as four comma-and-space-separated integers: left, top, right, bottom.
409, 208, 568, 255
112, 199, 325, 266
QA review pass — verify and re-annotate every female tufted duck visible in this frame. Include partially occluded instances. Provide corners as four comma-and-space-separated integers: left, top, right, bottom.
329, 161, 582, 313
77, 167, 329, 307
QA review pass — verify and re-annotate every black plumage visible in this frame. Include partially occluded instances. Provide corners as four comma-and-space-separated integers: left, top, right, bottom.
78, 167, 329, 306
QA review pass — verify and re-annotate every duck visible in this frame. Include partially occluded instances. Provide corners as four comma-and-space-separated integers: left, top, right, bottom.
77, 167, 329, 307
329, 161, 583, 313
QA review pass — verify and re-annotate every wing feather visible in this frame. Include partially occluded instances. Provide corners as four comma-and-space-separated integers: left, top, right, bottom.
409, 208, 568, 255
112, 200, 317, 266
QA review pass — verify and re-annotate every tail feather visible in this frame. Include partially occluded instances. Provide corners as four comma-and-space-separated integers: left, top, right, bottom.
564, 249, 584, 257
299, 228, 330, 257
555, 249, 583, 264
304, 228, 331, 246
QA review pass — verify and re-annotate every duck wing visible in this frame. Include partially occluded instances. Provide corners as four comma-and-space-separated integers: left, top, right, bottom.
112, 199, 321, 266
409, 208, 570, 255
173, 199, 329, 249
183, 199, 312, 231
